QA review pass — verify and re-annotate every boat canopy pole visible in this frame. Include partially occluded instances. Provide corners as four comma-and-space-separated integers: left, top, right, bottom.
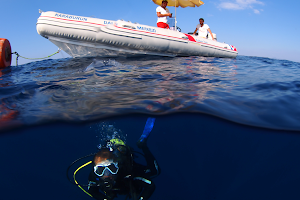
175, 1, 177, 30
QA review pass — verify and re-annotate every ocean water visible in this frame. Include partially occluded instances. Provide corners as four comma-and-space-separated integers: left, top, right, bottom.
1, 55, 300, 200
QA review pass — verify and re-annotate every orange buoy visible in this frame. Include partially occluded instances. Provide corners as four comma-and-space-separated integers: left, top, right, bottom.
0, 38, 12, 68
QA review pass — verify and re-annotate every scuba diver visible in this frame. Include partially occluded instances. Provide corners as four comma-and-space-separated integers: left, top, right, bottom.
88, 137, 160, 200
68, 118, 160, 200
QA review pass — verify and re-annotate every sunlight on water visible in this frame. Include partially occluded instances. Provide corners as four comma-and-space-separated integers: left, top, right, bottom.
0, 55, 300, 131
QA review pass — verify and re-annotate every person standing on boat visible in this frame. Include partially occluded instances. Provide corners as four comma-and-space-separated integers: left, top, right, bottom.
193, 18, 215, 40
156, 0, 172, 29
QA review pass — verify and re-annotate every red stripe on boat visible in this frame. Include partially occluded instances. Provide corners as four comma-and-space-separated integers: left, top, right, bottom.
184, 34, 196, 42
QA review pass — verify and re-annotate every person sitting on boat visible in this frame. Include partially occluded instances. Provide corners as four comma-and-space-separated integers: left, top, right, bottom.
193, 18, 215, 40
156, 0, 172, 29
87, 138, 160, 200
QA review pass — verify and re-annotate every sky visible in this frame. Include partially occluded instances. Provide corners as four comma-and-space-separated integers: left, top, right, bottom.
1, 0, 300, 65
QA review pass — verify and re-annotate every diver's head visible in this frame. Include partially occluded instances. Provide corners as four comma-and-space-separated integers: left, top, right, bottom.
93, 149, 119, 189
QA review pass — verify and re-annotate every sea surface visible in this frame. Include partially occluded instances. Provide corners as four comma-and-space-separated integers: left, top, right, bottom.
1, 55, 300, 200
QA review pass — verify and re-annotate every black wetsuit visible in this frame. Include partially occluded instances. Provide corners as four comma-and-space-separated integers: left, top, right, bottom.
88, 145, 160, 200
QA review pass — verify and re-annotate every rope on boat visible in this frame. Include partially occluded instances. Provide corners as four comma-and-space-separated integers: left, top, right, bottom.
12, 48, 61, 66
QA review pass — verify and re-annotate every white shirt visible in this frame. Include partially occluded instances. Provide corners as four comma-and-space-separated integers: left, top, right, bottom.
156, 6, 170, 23
196, 24, 210, 38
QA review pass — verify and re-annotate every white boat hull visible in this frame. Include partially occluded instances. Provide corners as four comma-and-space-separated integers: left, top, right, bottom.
36, 11, 238, 58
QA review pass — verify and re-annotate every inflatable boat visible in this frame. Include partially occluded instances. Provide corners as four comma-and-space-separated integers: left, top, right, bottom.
36, 11, 238, 58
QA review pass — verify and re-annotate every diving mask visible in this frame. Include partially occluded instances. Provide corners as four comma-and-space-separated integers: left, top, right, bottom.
94, 161, 119, 177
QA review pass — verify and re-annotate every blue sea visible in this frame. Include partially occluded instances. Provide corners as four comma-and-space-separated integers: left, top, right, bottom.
1, 55, 300, 200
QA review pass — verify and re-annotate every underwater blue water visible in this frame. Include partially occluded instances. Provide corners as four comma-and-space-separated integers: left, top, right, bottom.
1, 55, 300, 200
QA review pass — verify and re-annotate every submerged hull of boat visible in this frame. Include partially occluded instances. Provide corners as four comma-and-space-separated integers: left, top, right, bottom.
36, 11, 238, 58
